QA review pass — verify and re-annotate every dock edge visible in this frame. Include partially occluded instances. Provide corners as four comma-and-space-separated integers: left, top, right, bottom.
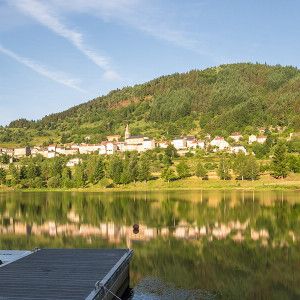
85, 249, 133, 300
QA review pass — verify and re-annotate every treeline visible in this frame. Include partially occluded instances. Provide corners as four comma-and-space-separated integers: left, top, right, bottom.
0, 142, 299, 189
0, 152, 151, 189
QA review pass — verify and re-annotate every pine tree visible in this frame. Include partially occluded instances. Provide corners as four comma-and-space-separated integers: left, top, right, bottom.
0, 168, 7, 185
161, 167, 176, 182
162, 154, 172, 166
195, 161, 207, 179
74, 164, 86, 187
47, 176, 61, 188
287, 155, 300, 173
128, 153, 139, 182
19, 165, 27, 180
108, 155, 123, 184
138, 155, 151, 182
176, 161, 190, 178
0, 154, 10, 164
272, 142, 289, 178
94, 158, 105, 183
165, 145, 178, 160
27, 163, 39, 180
120, 166, 132, 184
9, 164, 19, 185
244, 155, 260, 180
233, 153, 247, 180
62, 167, 72, 188
86, 156, 98, 183
218, 157, 231, 180
41, 162, 50, 181
120, 156, 131, 184
49, 158, 63, 178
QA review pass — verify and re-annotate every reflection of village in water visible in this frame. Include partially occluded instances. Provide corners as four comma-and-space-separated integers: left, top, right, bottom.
0, 190, 299, 248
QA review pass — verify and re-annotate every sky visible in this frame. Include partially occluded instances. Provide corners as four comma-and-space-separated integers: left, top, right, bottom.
0, 0, 299, 125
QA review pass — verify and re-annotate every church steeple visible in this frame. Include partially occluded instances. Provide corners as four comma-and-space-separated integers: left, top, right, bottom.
125, 124, 130, 140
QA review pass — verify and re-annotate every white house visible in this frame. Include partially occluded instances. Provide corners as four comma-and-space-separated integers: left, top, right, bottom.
14, 147, 31, 158
229, 132, 243, 142
186, 136, 199, 149
186, 139, 205, 150
158, 141, 169, 149
55, 146, 66, 155
210, 137, 229, 150
64, 148, 78, 156
172, 138, 187, 150
142, 139, 155, 151
33, 148, 48, 158
230, 146, 247, 154
248, 135, 257, 144
125, 135, 145, 145
123, 143, 142, 152
98, 142, 117, 155
30, 147, 40, 157
47, 151, 56, 158
197, 141, 205, 149
46, 145, 78, 156
98, 144, 107, 155
66, 158, 82, 167
78, 144, 102, 154
106, 142, 117, 155
187, 140, 198, 149
48, 145, 57, 152
71, 144, 80, 150
257, 135, 267, 144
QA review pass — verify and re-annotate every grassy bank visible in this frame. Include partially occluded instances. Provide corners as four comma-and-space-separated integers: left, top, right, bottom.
1, 174, 300, 193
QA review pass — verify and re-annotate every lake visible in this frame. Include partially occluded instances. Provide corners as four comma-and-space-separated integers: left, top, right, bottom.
0, 190, 299, 299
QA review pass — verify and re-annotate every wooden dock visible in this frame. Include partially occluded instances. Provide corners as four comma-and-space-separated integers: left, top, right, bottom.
0, 248, 133, 300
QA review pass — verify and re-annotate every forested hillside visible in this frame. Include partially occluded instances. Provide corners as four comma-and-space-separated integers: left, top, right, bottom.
3, 63, 300, 146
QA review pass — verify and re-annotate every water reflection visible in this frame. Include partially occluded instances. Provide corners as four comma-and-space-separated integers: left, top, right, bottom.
0, 190, 299, 299
0, 191, 299, 247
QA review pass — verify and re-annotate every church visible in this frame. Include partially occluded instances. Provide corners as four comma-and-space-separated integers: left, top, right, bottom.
122, 124, 155, 152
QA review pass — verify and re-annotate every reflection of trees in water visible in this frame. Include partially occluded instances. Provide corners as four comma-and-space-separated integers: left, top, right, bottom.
0, 235, 121, 251
0, 191, 299, 243
131, 237, 300, 300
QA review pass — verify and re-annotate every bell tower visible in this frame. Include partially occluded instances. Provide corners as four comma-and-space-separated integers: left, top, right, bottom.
125, 124, 130, 140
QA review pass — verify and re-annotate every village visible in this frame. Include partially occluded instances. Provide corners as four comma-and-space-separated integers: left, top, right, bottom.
0, 124, 294, 164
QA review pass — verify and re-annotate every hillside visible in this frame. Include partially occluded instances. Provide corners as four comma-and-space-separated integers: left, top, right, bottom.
3, 63, 300, 146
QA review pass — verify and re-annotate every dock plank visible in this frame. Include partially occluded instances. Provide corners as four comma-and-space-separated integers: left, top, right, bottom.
0, 249, 130, 300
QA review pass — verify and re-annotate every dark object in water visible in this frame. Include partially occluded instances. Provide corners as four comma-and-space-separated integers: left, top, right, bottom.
133, 224, 139, 234
0, 259, 2, 265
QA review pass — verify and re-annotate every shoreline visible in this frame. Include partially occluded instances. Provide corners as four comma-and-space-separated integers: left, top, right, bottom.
1, 177, 300, 193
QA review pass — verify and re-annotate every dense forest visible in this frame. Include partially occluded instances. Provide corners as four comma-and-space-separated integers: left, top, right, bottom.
2, 63, 300, 146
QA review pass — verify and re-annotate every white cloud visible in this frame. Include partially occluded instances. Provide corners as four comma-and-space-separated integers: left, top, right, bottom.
49, 0, 209, 54
0, 44, 85, 92
10, 0, 121, 80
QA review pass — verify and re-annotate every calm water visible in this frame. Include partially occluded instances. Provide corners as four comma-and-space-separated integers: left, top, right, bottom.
0, 190, 299, 299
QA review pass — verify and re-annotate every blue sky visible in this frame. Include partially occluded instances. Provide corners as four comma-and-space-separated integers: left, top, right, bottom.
0, 0, 299, 125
